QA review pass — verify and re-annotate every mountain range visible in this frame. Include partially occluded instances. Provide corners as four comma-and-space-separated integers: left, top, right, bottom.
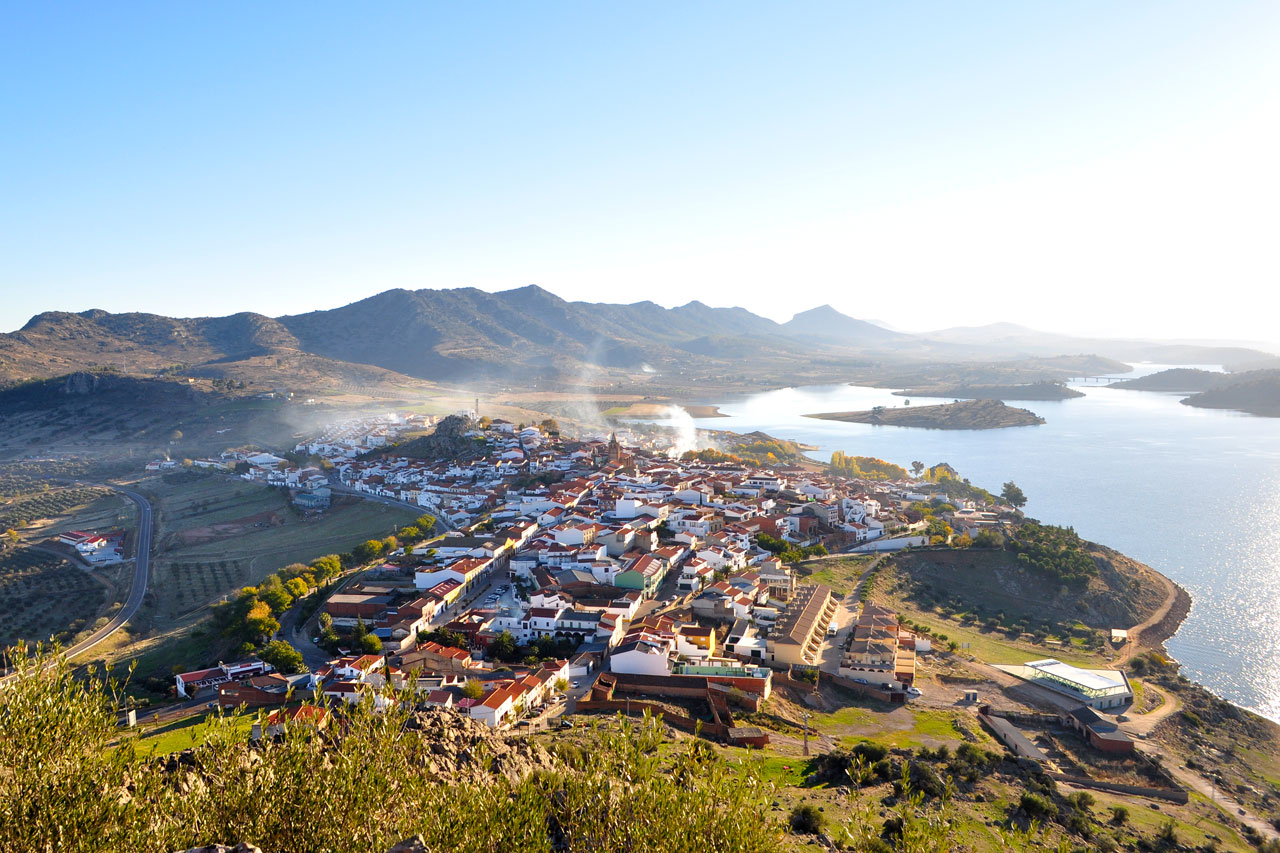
0, 285, 1275, 391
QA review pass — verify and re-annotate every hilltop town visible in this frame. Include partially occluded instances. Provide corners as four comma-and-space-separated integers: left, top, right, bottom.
9, 403, 1280, 851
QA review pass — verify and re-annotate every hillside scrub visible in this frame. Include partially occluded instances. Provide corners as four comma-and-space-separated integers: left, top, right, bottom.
0, 648, 782, 853
827, 452, 909, 480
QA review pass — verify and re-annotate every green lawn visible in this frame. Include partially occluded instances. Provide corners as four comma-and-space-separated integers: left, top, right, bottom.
720, 748, 817, 787
836, 709, 995, 751
132, 706, 258, 756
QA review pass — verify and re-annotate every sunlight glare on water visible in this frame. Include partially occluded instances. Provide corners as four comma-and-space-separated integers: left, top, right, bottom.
640, 367, 1280, 719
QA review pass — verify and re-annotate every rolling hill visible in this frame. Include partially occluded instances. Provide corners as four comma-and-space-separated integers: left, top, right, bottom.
1, 285, 1274, 393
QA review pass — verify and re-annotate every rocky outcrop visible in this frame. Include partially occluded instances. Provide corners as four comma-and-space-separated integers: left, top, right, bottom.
401, 706, 558, 782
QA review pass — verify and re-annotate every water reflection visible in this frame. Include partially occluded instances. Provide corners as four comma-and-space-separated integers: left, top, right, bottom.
639, 367, 1280, 718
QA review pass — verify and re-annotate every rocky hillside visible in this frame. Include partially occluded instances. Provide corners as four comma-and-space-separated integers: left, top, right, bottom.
5, 285, 1268, 392
888, 540, 1170, 630
368, 414, 484, 460
0, 653, 780, 853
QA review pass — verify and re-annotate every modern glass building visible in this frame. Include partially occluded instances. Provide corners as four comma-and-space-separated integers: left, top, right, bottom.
1023, 658, 1133, 709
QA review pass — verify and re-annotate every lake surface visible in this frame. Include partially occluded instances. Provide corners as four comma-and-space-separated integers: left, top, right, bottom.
640, 367, 1280, 719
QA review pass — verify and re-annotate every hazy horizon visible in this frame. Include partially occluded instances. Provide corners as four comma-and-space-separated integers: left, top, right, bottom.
3, 3, 1277, 345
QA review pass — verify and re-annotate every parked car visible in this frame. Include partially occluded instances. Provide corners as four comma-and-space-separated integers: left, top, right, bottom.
853, 677, 868, 684
906, 686, 923, 696
571, 681, 580, 689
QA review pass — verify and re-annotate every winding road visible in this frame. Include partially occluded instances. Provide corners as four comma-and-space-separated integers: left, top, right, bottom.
0, 484, 153, 685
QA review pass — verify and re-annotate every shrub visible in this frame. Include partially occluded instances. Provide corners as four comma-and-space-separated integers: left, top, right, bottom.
1067, 791, 1094, 811
1065, 810, 1092, 838
851, 740, 888, 764
1019, 791, 1057, 819
0, 648, 784, 853
789, 803, 825, 835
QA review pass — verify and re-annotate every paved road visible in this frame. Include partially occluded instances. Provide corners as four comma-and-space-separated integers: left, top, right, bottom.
0, 484, 153, 685
56, 485, 153, 661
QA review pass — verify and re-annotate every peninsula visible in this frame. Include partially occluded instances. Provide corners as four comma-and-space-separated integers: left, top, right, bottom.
1111, 367, 1280, 417
805, 397, 1046, 429
1108, 368, 1228, 393
891, 381, 1083, 401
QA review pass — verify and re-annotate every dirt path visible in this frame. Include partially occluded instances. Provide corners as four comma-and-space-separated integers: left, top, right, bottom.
768, 730, 837, 754
1136, 740, 1279, 840
1123, 682, 1181, 735
1114, 568, 1180, 666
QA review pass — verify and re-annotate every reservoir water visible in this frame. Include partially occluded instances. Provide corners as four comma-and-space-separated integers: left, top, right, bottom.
639, 366, 1280, 719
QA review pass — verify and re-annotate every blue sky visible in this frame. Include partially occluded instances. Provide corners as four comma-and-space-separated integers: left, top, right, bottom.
2, 3, 1277, 345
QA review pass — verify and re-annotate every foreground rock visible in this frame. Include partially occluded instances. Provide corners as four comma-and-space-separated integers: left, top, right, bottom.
401, 706, 558, 782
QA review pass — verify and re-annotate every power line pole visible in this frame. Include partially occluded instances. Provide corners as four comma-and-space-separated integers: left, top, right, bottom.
803, 710, 810, 756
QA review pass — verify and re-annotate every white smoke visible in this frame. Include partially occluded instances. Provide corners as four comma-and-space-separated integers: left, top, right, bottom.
663, 405, 698, 457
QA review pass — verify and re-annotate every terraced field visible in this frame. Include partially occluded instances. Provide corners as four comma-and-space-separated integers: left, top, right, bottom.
0, 486, 111, 532
0, 547, 108, 650
131, 471, 419, 630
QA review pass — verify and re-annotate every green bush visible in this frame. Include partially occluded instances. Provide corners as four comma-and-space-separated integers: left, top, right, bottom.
1064, 810, 1092, 838
789, 803, 825, 835
0, 647, 784, 853
1019, 791, 1057, 820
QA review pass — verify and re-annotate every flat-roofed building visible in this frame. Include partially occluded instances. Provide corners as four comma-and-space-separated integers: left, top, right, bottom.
1021, 659, 1133, 709
766, 583, 836, 667
841, 602, 926, 688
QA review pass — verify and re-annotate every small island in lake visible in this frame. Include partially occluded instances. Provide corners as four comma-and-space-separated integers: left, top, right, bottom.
891, 381, 1083, 401
805, 397, 1045, 429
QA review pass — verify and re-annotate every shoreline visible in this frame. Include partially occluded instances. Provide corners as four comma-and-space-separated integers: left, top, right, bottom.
1135, 574, 1192, 656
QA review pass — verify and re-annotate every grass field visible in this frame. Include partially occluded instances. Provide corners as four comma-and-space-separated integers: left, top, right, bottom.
131, 706, 259, 756
889, 598, 1107, 668
143, 471, 419, 600
795, 555, 875, 596
719, 747, 816, 787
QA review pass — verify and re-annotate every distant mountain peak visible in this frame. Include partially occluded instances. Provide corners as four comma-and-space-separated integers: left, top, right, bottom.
782, 303, 904, 344
789, 304, 845, 322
